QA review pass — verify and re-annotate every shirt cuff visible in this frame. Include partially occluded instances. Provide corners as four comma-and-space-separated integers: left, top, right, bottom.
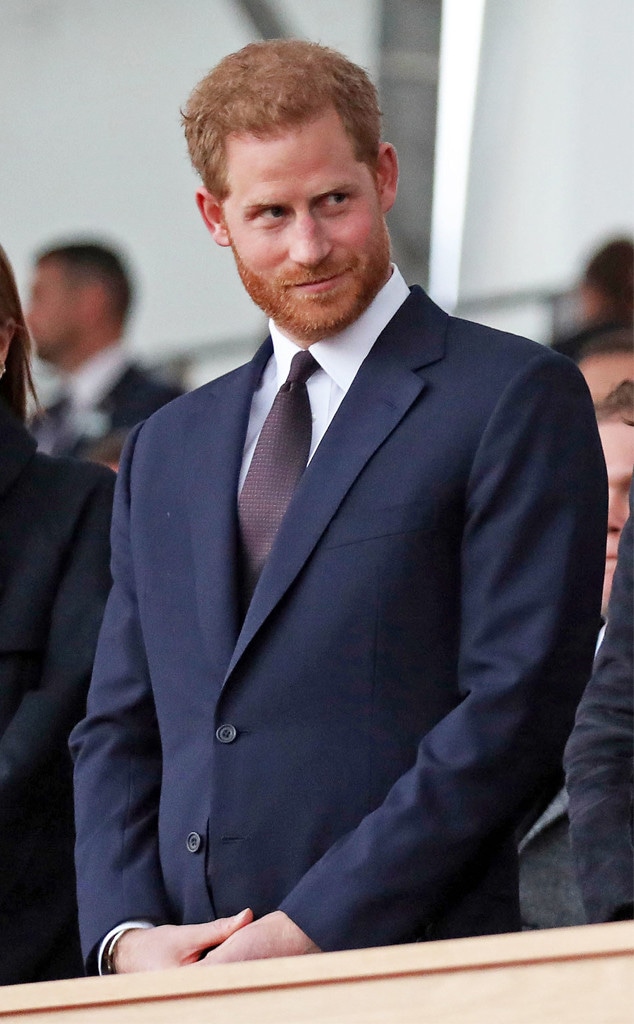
98, 920, 155, 975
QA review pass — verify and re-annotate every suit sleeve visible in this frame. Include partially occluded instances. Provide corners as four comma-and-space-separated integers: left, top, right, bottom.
564, 482, 634, 923
0, 467, 114, 822
71, 424, 173, 964
280, 351, 607, 950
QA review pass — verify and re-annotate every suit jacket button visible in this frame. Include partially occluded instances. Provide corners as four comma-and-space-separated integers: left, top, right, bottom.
186, 831, 202, 853
216, 724, 237, 743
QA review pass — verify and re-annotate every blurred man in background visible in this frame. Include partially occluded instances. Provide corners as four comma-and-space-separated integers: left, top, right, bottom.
27, 241, 181, 458
565, 479, 634, 925
519, 380, 634, 929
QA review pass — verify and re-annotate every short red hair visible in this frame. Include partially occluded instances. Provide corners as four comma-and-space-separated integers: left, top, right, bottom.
182, 39, 382, 199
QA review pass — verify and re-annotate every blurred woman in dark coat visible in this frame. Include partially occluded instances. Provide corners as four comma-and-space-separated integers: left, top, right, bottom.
0, 245, 114, 984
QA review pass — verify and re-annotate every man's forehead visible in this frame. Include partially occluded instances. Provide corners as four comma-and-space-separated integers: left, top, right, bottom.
221, 113, 370, 201
37, 258, 72, 281
35, 260, 95, 299
33, 261, 67, 292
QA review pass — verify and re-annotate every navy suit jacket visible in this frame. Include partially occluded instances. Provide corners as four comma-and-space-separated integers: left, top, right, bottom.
96, 364, 182, 438
71, 287, 607, 963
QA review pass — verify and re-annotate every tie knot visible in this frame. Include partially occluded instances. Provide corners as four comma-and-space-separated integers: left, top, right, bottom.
285, 350, 318, 387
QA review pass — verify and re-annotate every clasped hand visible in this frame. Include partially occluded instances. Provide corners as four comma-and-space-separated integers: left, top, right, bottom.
113, 909, 319, 973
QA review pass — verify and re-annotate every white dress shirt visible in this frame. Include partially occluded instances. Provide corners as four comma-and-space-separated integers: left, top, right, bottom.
66, 343, 131, 436
67, 342, 130, 411
239, 265, 410, 490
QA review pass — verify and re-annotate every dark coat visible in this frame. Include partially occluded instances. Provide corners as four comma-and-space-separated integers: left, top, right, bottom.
91, 364, 182, 444
71, 287, 606, 965
565, 480, 634, 923
0, 402, 114, 985
32, 363, 182, 460
518, 784, 585, 930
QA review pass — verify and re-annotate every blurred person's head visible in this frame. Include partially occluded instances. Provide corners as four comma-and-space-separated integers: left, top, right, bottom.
0, 245, 37, 422
183, 40, 382, 201
594, 380, 634, 614
579, 237, 633, 328
27, 241, 134, 374
577, 328, 633, 402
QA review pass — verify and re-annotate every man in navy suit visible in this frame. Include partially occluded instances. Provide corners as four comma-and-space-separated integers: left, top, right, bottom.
71, 40, 607, 974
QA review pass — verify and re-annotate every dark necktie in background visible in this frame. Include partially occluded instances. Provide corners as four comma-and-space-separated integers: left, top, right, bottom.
239, 349, 318, 602
31, 395, 75, 457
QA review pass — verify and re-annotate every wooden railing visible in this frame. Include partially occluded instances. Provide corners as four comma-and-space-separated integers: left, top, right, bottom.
1, 921, 632, 1023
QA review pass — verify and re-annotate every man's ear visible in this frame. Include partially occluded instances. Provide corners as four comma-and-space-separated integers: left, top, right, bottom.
196, 188, 231, 247
375, 143, 399, 215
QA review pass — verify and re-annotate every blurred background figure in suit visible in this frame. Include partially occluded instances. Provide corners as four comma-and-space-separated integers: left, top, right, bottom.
519, 380, 634, 930
565, 474, 633, 925
27, 240, 182, 459
552, 237, 633, 363
0, 244, 114, 985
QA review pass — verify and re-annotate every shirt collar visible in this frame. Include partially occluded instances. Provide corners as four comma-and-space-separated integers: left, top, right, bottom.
65, 343, 130, 411
269, 265, 410, 389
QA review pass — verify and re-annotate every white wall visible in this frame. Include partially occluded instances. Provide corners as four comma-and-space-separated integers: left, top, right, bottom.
457, 0, 634, 340
1, 0, 379, 383
5, 1, 630, 366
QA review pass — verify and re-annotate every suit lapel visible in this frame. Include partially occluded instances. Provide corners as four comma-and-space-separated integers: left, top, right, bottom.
185, 341, 271, 676
225, 287, 448, 682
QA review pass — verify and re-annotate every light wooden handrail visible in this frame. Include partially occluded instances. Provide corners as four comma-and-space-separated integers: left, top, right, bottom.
1, 921, 632, 1023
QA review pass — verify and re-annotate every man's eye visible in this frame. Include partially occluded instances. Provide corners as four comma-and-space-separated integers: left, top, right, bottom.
327, 193, 347, 206
264, 206, 286, 219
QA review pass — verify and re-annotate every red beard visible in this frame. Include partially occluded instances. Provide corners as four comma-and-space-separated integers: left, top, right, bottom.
229, 219, 392, 344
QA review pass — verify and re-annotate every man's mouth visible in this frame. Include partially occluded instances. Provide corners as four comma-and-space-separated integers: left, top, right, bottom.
290, 269, 350, 294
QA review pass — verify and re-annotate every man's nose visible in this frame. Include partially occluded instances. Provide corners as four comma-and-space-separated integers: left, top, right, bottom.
287, 214, 331, 266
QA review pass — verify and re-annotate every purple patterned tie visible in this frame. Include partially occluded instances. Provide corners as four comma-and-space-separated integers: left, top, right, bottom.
239, 349, 318, 600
